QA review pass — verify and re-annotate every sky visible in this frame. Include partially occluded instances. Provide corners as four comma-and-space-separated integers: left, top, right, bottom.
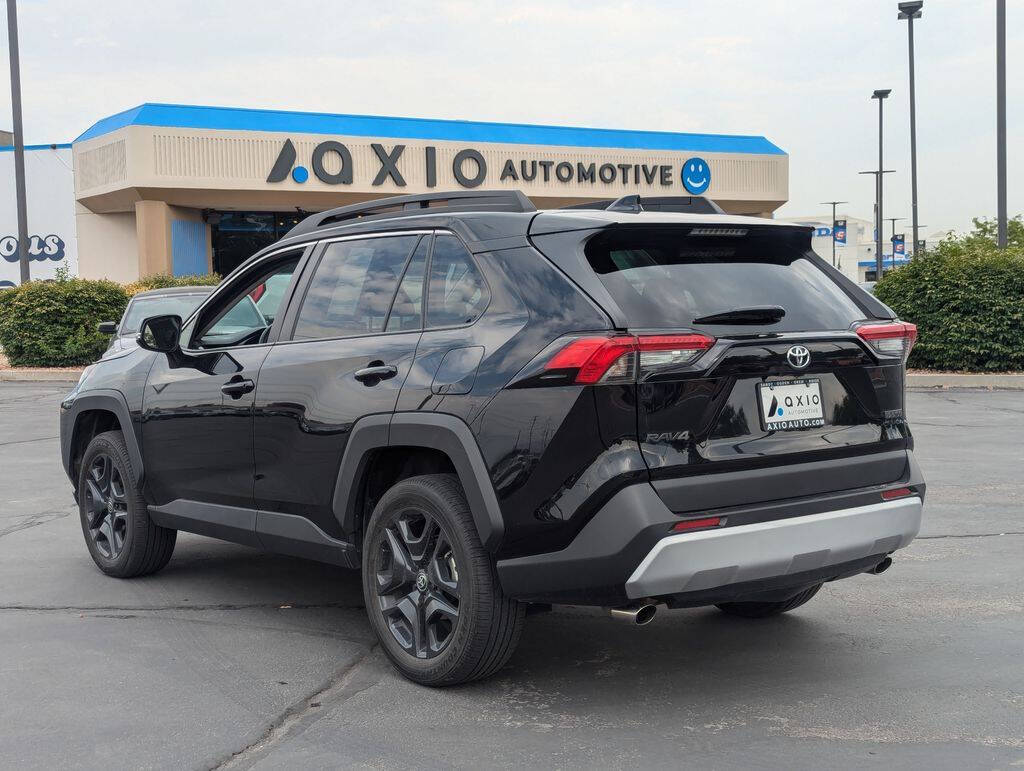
1, 0, 1021, 236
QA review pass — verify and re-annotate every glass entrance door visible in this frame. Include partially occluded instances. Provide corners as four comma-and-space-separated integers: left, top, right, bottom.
210, 212, 303, 275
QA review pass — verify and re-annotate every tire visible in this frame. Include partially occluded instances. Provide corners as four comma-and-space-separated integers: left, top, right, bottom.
77, 430, 176, 578
361, 473, 524, 686
715, 583, 823, 619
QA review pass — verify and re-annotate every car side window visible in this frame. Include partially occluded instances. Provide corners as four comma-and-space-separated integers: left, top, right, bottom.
193, 257, 298, 349
425, 235, 489, 328
292, 235, 419, 340
385, 236, 429, 332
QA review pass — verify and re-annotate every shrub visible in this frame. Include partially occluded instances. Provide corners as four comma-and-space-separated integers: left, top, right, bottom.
125, 273, 221, 296
875, 217, 1024, 372
0, 277, 130, 367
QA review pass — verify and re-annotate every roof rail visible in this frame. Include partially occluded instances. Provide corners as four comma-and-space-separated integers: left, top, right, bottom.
286, 190, 536, 238
561, 195, 724, 215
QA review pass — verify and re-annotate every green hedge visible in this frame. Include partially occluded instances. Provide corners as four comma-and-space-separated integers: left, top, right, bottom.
0, 272, 221, 367
875, 217, 1024, 372
125, 273, 220, 296
0, 278, 130, 367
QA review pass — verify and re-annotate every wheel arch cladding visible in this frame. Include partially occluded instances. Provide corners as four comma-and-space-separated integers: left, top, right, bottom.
332, 412, 505, 552
63, 390, 144, 484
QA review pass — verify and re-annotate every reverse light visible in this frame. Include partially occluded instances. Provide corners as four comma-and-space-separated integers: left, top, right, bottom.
545, 334, 715, 384
671, 516, 722, 532
856, 322, 918, 362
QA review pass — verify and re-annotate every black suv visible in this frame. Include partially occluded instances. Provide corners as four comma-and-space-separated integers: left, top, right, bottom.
60, 191, 925, 686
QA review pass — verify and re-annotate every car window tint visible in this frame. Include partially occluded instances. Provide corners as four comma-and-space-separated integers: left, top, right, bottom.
385, 236, 428, 332
585, 227, 864, 331
293, 236, 418, 340
195, 257, 298, 348
425, 235, 489, 328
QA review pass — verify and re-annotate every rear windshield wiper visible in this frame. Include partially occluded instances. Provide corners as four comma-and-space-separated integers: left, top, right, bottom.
692, 305, 786, 325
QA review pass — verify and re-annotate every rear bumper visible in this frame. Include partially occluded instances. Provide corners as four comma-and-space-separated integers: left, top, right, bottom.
625, 497, 921, 600
497, 450, 925, 607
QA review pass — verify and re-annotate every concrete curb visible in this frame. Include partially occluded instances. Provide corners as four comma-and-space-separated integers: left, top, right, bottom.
0, 369, 83, 382
907, 373, 1024, 390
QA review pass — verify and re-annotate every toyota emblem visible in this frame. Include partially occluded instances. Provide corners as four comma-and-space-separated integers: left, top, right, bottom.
787, 345, 811, 369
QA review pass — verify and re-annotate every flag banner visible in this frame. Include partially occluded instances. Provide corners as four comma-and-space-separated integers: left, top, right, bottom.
834, 219, 847, 245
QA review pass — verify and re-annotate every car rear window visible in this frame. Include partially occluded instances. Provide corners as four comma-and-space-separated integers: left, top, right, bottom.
584, 226, 865, 331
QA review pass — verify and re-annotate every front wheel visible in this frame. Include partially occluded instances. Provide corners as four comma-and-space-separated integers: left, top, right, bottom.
362, 474, 524, 686
715, 583, 823, 619
78, 430, 176, 578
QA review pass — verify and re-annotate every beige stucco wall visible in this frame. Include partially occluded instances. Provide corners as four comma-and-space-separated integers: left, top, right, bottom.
73, 122, 787, 280
74, 204, 138, 282
73, 125, 788, 215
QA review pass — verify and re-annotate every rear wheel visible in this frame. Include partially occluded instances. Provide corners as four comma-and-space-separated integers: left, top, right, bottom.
715, 583, 822, 619
362, 474, 524, 686
78, 430, 176, 578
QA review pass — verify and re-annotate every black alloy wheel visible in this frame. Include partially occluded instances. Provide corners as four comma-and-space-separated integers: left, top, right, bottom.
361, 474, 524, 686
374, 508, 461, 659
77, 430, 177, 578
83, 452, 129, 559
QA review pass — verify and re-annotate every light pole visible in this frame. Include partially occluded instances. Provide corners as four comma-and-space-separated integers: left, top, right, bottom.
5, 0, 29, 284
820, 201, 848, 268
871, 89, 892, 279
996, 0, 1007, 248
859, 169, 894, 279
898, 2, 923, 255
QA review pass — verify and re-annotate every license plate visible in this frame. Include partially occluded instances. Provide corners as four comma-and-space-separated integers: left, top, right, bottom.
757, 379, 825, 431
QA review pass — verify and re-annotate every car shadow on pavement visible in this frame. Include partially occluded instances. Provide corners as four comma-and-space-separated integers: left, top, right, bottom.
155, 538, 874, 704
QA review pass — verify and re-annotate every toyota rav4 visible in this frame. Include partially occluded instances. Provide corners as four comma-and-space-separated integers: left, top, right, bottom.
60, 191, 924, 686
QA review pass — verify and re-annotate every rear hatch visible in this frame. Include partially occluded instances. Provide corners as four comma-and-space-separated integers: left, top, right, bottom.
531, 219, 916, 514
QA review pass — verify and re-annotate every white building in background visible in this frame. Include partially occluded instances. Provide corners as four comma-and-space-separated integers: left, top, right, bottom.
778, 214, 911, 283
0, 143, 79, 288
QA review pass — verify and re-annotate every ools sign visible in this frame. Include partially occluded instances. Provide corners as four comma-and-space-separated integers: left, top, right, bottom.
267, 139, 712, 194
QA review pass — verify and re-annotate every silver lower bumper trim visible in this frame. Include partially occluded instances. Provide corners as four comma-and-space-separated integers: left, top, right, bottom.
625, 497, 922, 600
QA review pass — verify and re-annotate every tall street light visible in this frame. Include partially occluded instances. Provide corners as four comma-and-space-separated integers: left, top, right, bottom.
871, 89, 892, 279
859, 169, 895, 278
820, 200, 848, 268
898, 2, 923, 255
996, 0, 1007, 248
5, 0, 30, 284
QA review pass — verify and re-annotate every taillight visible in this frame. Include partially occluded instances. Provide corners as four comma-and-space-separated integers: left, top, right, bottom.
856, 322, 918, 362
544, 334, 714, 384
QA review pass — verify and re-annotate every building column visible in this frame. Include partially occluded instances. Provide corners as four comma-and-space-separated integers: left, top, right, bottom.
134, 201, 173, 277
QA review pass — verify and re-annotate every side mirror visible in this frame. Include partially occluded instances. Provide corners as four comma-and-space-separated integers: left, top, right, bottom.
97, 321, 117, 335
137, 314, 182, 354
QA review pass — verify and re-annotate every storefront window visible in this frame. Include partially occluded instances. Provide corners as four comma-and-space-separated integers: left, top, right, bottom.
210, 212, 303, 275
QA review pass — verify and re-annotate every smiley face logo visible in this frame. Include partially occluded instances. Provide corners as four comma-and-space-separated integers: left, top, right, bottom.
682, 157, 711, 194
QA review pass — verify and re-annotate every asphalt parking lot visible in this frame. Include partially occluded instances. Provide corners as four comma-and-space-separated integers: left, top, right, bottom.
0, 381, 1021, 770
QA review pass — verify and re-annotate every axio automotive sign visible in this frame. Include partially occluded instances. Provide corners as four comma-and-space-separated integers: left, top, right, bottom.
0, 146, 78, 288
267, 139, 712, 194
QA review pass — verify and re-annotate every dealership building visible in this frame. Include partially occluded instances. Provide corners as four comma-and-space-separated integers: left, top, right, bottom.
5, 103, 789, 285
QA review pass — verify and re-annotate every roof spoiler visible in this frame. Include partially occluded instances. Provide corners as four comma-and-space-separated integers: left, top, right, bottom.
561, 195, 725, 215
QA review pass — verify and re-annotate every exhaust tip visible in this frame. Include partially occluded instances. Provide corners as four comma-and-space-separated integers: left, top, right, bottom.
634, 603, 658, 625
868, 556, 893, 575
607, 602, 658, 625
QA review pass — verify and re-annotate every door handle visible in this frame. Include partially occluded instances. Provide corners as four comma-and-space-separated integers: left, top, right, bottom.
221, 377, 255, 398
354, 363, 398, 383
